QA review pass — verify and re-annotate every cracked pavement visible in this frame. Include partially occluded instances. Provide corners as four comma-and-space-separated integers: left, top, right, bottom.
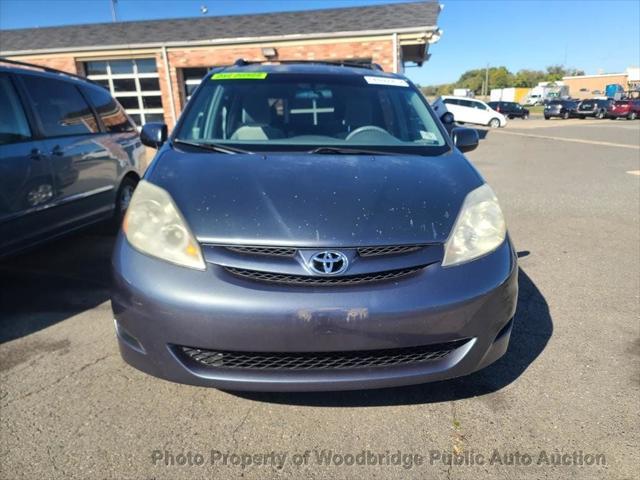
1, 119, 639, 479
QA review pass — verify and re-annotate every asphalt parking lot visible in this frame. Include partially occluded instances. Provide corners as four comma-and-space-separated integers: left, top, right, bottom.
1, 119, 638, 480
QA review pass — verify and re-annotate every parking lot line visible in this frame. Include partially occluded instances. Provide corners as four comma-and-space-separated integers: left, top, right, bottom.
627, 170, 640, 176
492, 129, 640, 150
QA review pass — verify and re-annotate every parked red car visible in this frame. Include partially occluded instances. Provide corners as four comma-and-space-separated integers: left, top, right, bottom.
606, 100, 640, 120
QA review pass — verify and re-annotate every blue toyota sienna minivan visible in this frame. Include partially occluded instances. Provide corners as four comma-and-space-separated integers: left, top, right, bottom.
0, 60, 143, 257
111, 61, 518, 391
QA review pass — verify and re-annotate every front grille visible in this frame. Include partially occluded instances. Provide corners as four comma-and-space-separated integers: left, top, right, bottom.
223, 245, 426, 258
224, 265, 425, 286
357, 245, 422, 257
178, 340, 468, 371
225, 246, 296, 257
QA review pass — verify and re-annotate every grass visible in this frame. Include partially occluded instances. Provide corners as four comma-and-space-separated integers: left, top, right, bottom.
527, 105, 544, 115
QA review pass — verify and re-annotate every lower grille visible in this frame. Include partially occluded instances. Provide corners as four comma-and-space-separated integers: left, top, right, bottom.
224, 265, 425, 286
178, 340, 468, 371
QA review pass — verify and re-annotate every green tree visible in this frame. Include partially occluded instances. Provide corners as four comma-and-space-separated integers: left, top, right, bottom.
545, 65, 585, 81
418, 64, 586, 96
453, 66, 514, 94
513, 69, 546, 87
546, 65, 566, 81
456, 68, 485, 93
489, 66, 514, 89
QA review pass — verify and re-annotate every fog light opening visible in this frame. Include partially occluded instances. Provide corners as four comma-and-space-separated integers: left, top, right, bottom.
114, 319, 146, 354
495, 317, 514, 342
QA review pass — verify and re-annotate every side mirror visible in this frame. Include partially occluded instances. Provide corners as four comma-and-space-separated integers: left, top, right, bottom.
140, 122, 168, 149
451, 127, 479, 153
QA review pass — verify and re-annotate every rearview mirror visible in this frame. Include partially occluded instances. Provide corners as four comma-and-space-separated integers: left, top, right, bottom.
451, 127, 479, 153
140, 122, 168, 149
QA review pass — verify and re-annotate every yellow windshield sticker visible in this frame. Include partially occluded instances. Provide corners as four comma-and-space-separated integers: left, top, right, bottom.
211, 72, 268, 80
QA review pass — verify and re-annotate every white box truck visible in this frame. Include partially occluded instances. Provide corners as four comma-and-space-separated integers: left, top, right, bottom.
490, 88, 531, 103
453, 88, 474, 97
524, 82, 569, 105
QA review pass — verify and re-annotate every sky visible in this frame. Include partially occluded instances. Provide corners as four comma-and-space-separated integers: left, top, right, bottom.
1, 0, 639, 85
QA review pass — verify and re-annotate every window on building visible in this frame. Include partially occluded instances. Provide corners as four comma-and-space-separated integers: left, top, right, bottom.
21, 75, 99, 137
84, 58, 164, 126
181, 67, 211, 102
81, 86, 135, 133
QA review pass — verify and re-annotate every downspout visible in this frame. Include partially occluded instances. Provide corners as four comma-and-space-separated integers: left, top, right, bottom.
392, 32, 399, 74
161, 45, 177, 126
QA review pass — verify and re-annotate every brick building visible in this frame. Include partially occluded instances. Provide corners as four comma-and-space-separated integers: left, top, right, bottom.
562, 67, 640, 99
0, 1, 442, 129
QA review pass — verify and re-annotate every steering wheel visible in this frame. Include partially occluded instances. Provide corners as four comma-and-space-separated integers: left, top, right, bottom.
346, 125, 394, 142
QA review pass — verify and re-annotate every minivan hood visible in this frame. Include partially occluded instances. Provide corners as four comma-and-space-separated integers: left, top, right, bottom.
148, 148, 484, 247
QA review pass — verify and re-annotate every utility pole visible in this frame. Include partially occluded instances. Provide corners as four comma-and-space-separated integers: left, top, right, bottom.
484, 63, 489, 97
110, 0, 118, 22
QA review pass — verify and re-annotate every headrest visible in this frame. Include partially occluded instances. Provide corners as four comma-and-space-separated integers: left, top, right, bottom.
242, 97, 271, 124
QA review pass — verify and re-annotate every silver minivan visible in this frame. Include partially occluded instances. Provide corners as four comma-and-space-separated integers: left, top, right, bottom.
0, 60, 144, 257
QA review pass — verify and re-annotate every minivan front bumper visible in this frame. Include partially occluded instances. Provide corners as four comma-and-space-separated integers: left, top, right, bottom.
111, 235, 518, 391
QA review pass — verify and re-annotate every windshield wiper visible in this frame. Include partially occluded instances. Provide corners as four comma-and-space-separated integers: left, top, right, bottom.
308, 146, 393, 156
173, 139, 253, 154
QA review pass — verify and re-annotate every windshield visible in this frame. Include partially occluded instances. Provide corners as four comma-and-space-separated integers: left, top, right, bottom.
175, 72, 447, 154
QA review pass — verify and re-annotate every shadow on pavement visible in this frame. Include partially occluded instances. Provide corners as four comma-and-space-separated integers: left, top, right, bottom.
474, 128, 490, 140
233, 266, 551, 406
0, 225, 116, 344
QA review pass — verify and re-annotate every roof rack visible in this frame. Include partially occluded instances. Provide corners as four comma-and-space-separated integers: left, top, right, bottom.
0, 57, 102, 86
233, 58, 384, 71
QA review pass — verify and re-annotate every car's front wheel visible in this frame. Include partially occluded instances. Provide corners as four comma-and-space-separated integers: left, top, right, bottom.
114, 176, 139, 227
562, 111, 570, 120
628, 112, 637, 120
596, 110, 605, 119
488, 118, 501, 128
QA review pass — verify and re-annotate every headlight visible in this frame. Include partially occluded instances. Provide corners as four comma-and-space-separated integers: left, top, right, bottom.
442, 184, 506, 267
123, 180, 205, 270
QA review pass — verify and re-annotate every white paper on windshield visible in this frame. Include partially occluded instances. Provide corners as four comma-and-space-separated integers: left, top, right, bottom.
364, 76, 409, 87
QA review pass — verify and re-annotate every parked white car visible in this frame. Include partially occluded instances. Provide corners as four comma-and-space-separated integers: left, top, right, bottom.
432, 96, 507, 128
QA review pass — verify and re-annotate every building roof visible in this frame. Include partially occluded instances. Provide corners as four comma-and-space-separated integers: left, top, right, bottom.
0, 1, 440, 55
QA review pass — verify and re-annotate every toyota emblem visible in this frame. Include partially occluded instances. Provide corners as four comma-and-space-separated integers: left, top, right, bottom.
309, 251, 349, 275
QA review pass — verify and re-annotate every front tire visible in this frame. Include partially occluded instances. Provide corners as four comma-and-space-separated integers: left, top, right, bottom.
114, 176, 138, 227
628, 112, 637, 120
596, 110, 605, 119
562, 111, 569, 120
488, 118, 501, 128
